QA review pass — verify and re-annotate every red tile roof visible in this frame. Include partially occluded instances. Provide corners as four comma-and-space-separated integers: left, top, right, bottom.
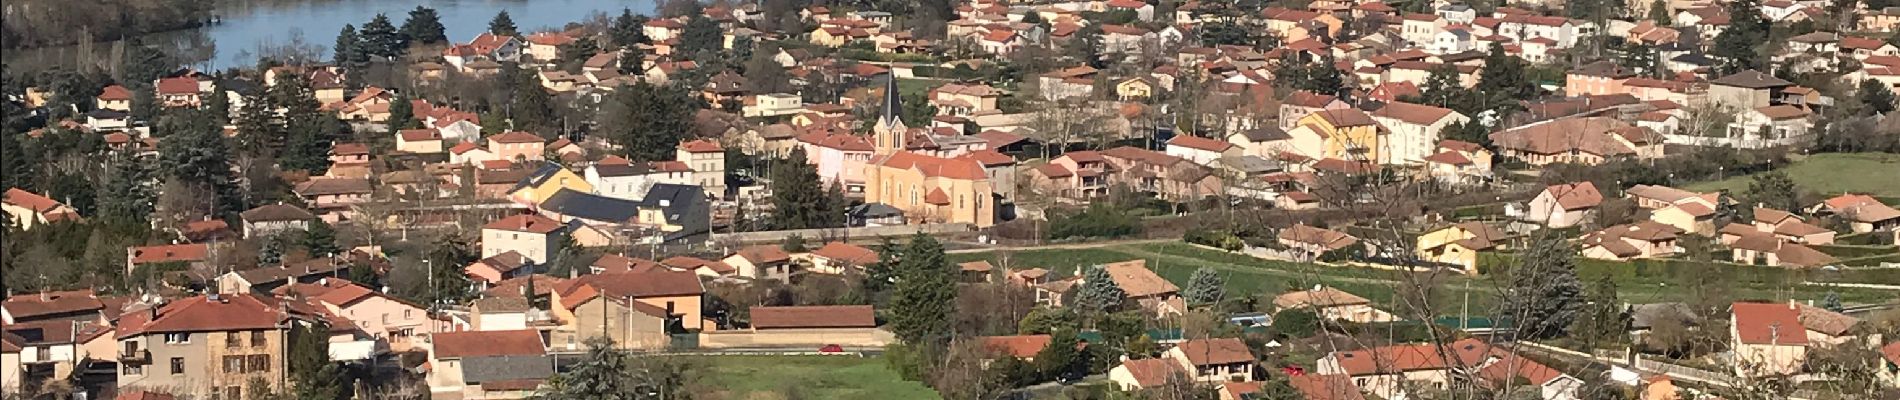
1289, 374, 1366, 400
431, 329, 546, 358
678, 139, 723, 153
979, 334, 1053, 358
116, 294, 297, 339
1731, 302, 1808, 345
1173, 338, 1254, 366
874, 151, 988, 180
487, 131, 544, 144
483, 214, 566, 234
1168, 134, 1235, 152
750, 305, 876, 329
2, 290, 106, 320
731, 245, 792, 264
99, 85, 134, 101
810, 242, 879, 266
128, 243, 210, 264
155, 77, 199, 95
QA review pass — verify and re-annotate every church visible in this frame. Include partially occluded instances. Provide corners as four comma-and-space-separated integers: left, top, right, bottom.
862, 76, 1001, 228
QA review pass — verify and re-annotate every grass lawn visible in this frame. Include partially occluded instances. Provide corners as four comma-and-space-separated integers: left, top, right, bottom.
690, 356, 938, 400
951, 242, 1900, 313
1685, 153, 1900, 197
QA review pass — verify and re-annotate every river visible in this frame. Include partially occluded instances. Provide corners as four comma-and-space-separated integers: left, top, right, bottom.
6, 0, 660, 72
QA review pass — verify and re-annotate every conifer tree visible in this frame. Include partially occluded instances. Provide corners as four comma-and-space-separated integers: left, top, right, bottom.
610, 9, 650, 49
1858, 79, 1897, 115
387, 91, 418, 132
303, 219, 340, 257
289, 322, 345, 400
1504, 231, 1585, 339
490, 11, 519, 36
402, 6, 449, 45
359, 14, 404, 59
1074, 265, 1125, 313
535, 336, 636, 400
889, 234, 957, 344
678, 15, 722, 54
1183, 267, 1225, 305
1711, 0, 1769, 73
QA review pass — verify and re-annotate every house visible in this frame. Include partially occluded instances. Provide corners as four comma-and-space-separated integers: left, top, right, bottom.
863, 150, 997, 227
1708, 69, 1793, 111
1580, 222, 1684, 260
659, 256, 737, 277
1524, 182, 1602, 228
97, 85, 133, 111
1165, 338, 1256, 383
486, 131, 547, 162
1626, 185, 1720, 235
1284, 374, 1366, 400
548, 268, 707, 347
1099, 146, 1223, 202
677, 139, 727, 198
480, 214, 570, 264
215, 255, 352, 294
1277, 224, 1360, 260
1421, 140, 1493, 184
523, 33, 575, 63
397, 129, 445, 154
1029, 150, 1116, 200
930, 83, 1001, 115
722, 245, 795, 281
155, 77, 203, 108
469, 297, 535, 332
1, 188, 80, 230
239, 204, 315, 238
1227, 127, 1293, 159
506, 162, 593, 207
125, 243, 212, 276
1091, 260, 1185, 317
1795, 302, 1863, 347
1368, 101, 1467, 165
636, 184, 712, 243
294, 177, 373, 223
273, 278, 433, 348
424, 330, 551, 399
805, 242, 879, 274
1416, 222, 1513, 272
1108, 357, 1190, 391
1273, 286, 1397, 323
2, 290, 113, 325
1475, 354, 1584, 400
796, 132, 876, 193
1751, 208, 1834, 245
1489, 117, 1661, 166
723, 305, 886, 348
115, 294, 319, 399
1728, 232, 1840, 268
1729, 302, 1808, 377
1314, 338, 1500, 399
1279, 91, 1352, 131
585, 157, 677, 201
1, 319, 111, 387
1812, 194, 1900, 234
1286, 109, 1383, 163
1165, 135, 1241, 166
452, 142, 498, 166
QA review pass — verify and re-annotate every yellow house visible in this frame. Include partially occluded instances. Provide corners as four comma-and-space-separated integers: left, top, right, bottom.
1415, 222, 1513, 273
1286, 109, 1383, 163
811, 27, 851, 47
1115, 77, 1157, 100
508, 163, 595, 206
547, 269, 709, 351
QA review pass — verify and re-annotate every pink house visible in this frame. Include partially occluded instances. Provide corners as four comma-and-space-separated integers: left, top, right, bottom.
486, 131, 547, 162
796, 132, 876, 193
275, 278, 437, 349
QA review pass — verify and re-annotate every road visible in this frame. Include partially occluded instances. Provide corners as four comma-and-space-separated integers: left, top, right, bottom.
944, 238, 1177, 254
1514, 341, 1734, 387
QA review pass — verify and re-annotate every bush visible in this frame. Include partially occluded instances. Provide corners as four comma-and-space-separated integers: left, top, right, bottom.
1047, 204, 1141, 240
1272, 308, 1320, 339
1184, 228, 1245, 251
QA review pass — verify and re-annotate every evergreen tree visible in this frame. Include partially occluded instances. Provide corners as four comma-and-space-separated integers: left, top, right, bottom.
1744, 171, 1800, 212
1, 124, 34, 192
1711, 0, 1769, 73
261, 236, 285, 266
823, 181, 847, 228
288, 322, 345, 400
332, 24, 362, 68
205, 81, 231, 124
121, 39, 173, 86
489, 11, 519, 36
157, 110, 246, 219
424, 235, 478, 306
1822, 292, 1844, 312
1503, 231, 1586, 339
535, 336, 636, 400
1182, 267, 1224, 305
600, 82, 696, 161
1066, 24, 1106, 68
1570, 275, 1628, 343
862, 237, 901, 296
402, 6, 449, 45
1477, 44, 1536, 100
559, 38, 602, 70
387, 91, 418, 132
1858, 79, 1897, 115
303, 219, 341, 257
610, 9, 650, 49
1647, 0, 1673, 24
1031, 331, 1083, 380
889, 234, 957, 344
234, 90, 281, 157
679, 15, 723, 54
1074, 265, 1125, 313
130, 86, 158, 122
509, 68, 557, 136
272, 74, 335, 174
359, 14, 404, 59
769, 149, 826, 229
96, 151, 156, 225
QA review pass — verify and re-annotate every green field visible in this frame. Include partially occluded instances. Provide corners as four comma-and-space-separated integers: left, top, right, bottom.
951, 242, 1899, 312
1685, 152, 1900, 197
690, 356, 939, 400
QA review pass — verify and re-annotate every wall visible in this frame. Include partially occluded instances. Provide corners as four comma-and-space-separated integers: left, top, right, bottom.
708, 223, 973, 244
697, 328, 894, 349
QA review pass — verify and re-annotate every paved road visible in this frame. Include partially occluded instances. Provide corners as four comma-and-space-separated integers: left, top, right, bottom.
944, 238, 1177, 254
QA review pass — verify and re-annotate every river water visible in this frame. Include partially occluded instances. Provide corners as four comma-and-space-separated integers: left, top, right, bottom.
7, 0, 659, 71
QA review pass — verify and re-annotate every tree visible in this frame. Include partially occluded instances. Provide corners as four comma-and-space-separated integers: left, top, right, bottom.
507, 68, 557, 136
610, 9, 650, 49
1711, 0, 1769, 73
423, 235, 478, 306
261, 236, 286, 266
679, 16, 723, 54
1182, 267, 1225, 305
288, 322, 345, 400
1744, 171, 1800, 212
889, 234, 958, 344
1032, 331, 1084, 381
0, 129, 29, 192
121, 39, 173, 86
1477, 44, 1536, 100
1065, 24, 1105, 68
332, 24, 361, 67
1074, 265, 1125, 314
359, 14, 405, 59
599, 82, 697, 161
387, 91, 418, 132
1647, 0, 1673, 24
205, 81, 231, 124
1822, 292, 1844, 312
273, 74, 336, 174
1571, 275, 1628, 344
234, 90, 280, 157
1272, 308, 1320, 338
96, 151, 156, 225
535, 336, 636, 400
402, 6, 449, 45
1857, 79, 1896, 115
1504, 231, 1587, 339
157, 110, 246, 220
130, 86, 158, 122
769, 149, 830, 230
489, 11, 519, 36
303, 219, 341, 257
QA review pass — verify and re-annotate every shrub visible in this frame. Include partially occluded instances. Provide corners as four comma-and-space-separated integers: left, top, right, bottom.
1047, 204, 1141, 240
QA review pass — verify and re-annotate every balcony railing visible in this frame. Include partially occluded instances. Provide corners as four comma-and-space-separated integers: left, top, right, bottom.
119, 349, 150, 364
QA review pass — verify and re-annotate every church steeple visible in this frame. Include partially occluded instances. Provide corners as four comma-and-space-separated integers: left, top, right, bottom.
873, 73, 907, 155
